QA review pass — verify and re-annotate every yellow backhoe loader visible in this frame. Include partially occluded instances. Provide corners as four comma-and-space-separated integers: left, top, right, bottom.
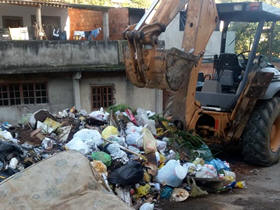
123, 0, 280, 166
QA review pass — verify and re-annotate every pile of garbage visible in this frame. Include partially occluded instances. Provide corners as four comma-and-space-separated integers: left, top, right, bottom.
0, 105, 246, 209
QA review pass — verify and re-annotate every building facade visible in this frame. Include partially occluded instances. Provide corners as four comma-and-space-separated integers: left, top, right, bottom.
0, 1, 238, 123
0, 1, 161, 123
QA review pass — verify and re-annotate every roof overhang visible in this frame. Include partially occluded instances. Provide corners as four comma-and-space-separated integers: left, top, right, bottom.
0, 0, 110, 11
217, 2, 280, 22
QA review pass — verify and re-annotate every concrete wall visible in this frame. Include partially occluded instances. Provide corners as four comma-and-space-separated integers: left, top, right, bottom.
0, 41, 120, 72
159, 13, 236, 58
0, 77, 74, 124
0, 73, 163, 123
80, 74, 163, 113
0, 4, 68, 32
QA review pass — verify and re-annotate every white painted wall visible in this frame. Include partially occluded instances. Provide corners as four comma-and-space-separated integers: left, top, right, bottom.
0, 4, 69, 34
80, 75, 163, 113
159, 13, 236, 58
0, 77, 74, 124
0, 74, 164, 123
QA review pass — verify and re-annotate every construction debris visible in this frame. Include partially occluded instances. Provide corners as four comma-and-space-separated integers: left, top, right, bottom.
0, 105, 245, 209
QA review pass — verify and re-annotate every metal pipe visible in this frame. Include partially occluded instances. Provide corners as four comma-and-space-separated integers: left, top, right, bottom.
135, 0, 159, 31
103, 11, 109, 41
220, 21, 229, 54
236, 20, 264, 96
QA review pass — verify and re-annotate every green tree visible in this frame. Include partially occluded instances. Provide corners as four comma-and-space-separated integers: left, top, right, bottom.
217, 0, 280, 59
64, 0, 151, 8
122, 0, 151, 8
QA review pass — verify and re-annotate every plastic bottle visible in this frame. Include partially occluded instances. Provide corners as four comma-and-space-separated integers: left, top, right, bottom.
156, 160, 188, 187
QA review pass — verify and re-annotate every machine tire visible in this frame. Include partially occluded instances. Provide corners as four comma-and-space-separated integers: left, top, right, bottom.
242, 97, 280, 166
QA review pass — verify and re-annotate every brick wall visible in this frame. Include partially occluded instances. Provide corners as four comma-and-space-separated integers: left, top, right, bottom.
68, 8, 104, 40
109, 8, 129, 40
68, 8, 130, 41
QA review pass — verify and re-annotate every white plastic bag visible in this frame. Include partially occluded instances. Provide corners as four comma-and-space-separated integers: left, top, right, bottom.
136, 108, 157, 135
37, 121, 54, 134
9, 158, 19, 170
108, 136, 126, 147
73, 129, 103, 146
195, 164, 218, 179
89, 108, 109, 122
156, 160, 188, 187
156, 140, 167, 153
126, 133, 143, 148
0, 130, 17, 143
125, 123, 143, 135
107, 143, 129, 163
41, 138, 55, 150
65, 129, 103, 155
65, 139, 91, 155
58, 109, 69, 118
139, 203, 154, 210
125, 123, 143, 147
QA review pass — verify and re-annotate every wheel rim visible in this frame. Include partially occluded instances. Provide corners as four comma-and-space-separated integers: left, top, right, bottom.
270, 115, 280, 152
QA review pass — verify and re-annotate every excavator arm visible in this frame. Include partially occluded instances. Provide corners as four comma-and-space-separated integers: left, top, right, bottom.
123, 0, 218, 127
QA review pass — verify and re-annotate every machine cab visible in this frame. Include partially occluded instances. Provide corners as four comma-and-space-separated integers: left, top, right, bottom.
196, 2, 280, 112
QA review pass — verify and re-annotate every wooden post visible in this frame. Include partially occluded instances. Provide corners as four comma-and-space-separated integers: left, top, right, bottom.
103, 11, 109, 41
36, 5, 44, 40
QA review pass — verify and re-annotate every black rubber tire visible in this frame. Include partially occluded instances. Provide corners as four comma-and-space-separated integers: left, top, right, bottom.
242, 97, 280, 166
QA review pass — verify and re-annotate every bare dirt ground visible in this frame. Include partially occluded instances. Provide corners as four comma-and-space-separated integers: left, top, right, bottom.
160, 160, 280, 210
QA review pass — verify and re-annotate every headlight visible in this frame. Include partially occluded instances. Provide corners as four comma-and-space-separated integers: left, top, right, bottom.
272, 75, 280, 81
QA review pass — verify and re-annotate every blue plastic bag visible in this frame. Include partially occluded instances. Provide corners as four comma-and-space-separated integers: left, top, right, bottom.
207, 158, 230, 172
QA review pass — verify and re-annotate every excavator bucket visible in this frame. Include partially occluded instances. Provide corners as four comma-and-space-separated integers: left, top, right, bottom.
124, 0, 218, 93
124, 47, 200, 91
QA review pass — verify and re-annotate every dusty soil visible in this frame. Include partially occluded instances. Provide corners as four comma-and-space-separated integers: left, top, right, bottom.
159, 159, 280, 210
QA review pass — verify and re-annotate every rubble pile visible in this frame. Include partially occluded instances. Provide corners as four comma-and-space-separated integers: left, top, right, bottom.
0, 105, 246, 209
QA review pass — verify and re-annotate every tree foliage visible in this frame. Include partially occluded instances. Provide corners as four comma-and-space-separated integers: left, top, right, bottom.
216, 0, 279, 5
216, 0, 280, 58
65, 0, 151, 8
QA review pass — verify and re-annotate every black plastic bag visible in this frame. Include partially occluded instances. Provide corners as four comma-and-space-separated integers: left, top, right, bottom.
86, 118, 106, 126
108, 161, 144, 186
0, 140, 23, 158
0, 168, 19, 182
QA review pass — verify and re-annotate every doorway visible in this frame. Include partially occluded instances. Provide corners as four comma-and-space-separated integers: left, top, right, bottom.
2, 16, 23, 28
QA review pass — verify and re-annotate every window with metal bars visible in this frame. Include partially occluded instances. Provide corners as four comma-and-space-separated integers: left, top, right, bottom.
0, 83, 48, 106
23, 83, 48, 104
91, 86, 115, 110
